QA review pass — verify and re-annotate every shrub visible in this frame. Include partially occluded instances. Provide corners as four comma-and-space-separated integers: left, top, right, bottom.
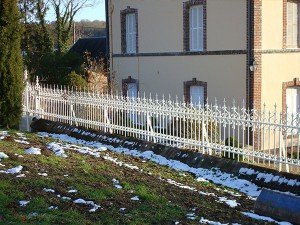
0, 0, 24, 128
65, 71, 87, 89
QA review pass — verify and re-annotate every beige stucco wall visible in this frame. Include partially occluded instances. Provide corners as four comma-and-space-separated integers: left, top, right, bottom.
261, 53, 300, 111
110, 0, 247, 54
113, 55, 247, 104
261, 0, 284, 50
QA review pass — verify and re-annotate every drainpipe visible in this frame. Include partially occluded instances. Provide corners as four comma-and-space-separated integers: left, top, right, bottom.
105, 0, 110, 92
247, 0, 253, 110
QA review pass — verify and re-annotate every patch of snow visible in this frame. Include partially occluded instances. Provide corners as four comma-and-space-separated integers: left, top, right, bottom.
74, 198, 86, 204
14, 139, 30, 144
38, 172, 48, 177
0, 163, 5, 167
6, 165, 23, 174
28, 212, 38, 218
68, 189, 78, 193
25, 147, 41, 155
16, 174, 26, 178
73, 198, 101, 212
217, 197, 239, 208
64, 174, 69, 177
38, 133, 266, 197
239, 167, 299, 187
112, 178, 123, 189
61, 196, 71, 201
130, 196, 140, 201
19, 200, 30, 207
186, 212, 196, 220
43, 188, 55, 193
199, 217, 228, 225
0, 152, 8, 159
47, 142, 68, 158
48, 206, 58, 210
242, 212, 292, 225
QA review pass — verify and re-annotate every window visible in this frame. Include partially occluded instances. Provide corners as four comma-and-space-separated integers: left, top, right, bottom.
183, 0, 206, 52
286, 87, 300, 116
127, 82, 138, 98
287, 1, 300, 48
184, 78, 207, 107
189, 5, 204, 51
126, 13, 137, 53
122, 76, 139, 98
121, 7, 138, 54
190, 85, 204, 106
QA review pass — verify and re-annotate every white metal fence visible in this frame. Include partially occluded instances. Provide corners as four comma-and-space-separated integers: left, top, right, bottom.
22, 80, 300, 172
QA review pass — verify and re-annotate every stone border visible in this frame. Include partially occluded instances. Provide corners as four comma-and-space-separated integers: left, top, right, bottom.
183, 78, 207, 104
31, 119, 300, 195
120, 6, 139, 54
183, 0, 207, 52
113, 50, 246, 57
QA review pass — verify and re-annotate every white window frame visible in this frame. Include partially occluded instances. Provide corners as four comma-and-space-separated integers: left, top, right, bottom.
287, 1, 300, 48
126, 13, 137, 54
189, 5, 204, 52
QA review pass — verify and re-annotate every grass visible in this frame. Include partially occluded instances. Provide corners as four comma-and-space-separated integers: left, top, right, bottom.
0, 130, 273, 225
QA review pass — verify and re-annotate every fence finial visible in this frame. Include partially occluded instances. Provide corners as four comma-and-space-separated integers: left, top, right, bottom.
35, 76, 39, 86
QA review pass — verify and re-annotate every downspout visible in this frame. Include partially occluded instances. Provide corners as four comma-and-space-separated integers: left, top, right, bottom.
247, 0, 252, 109
105, 0, 111, 92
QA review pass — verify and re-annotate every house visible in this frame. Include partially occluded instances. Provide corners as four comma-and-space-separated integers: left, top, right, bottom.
69, 37, 108, 92
69, 37, 107, 59
106, 0, 300, 116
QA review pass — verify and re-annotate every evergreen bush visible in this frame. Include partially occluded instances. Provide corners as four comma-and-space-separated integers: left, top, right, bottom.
0, 0, 24, 128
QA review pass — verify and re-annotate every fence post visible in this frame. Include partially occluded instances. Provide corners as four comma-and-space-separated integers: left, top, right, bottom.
34, 76, 40, 117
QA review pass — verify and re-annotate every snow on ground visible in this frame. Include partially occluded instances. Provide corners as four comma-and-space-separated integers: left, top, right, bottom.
5, 165, 23, 174
25, 147, 41, 155
68, 189, 78, 193
47, 143, 68, 158
38, 172, 48, 177
112, 178, 123, 189
199, 217, 228, 225
14, 139, 30, 145
73, 198, 101, 212
16, 174, 26, 178
130, 196, 140, 201
0, 152, 9, 159
165, 178, 240, 208
19, 200, 30, 207
239, 168, 300, 187
242, 212, 292, 225
38, 132, 262, 197
217, 197, 239, 208
43, 188, 55, 193
47, 142, 107, 158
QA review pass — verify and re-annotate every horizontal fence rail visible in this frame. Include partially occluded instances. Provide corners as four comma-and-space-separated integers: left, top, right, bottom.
22, 81, 300, 172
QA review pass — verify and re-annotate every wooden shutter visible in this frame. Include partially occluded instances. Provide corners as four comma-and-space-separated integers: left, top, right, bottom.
126, 14, 136, 53
287, 87, 299, 115
287, 2, 299, 48
189, 5, 203, 51
190, 85, 204, 106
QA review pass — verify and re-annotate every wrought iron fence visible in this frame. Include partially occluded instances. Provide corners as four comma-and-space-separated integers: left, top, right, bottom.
22, 80, 300, 172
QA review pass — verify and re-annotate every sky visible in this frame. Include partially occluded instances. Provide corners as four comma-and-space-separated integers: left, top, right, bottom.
46, 0, 106, 22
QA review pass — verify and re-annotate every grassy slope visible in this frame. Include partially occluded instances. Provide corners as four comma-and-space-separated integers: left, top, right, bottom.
0, 130, 274, 225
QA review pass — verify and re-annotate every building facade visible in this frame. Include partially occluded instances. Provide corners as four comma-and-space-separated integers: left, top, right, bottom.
107, 0, 300, 114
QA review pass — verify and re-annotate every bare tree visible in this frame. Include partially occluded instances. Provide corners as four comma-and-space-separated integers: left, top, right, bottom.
49, 0, 99, 53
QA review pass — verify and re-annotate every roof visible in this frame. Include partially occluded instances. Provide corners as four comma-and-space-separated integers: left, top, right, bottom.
69, 37, 107, 59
